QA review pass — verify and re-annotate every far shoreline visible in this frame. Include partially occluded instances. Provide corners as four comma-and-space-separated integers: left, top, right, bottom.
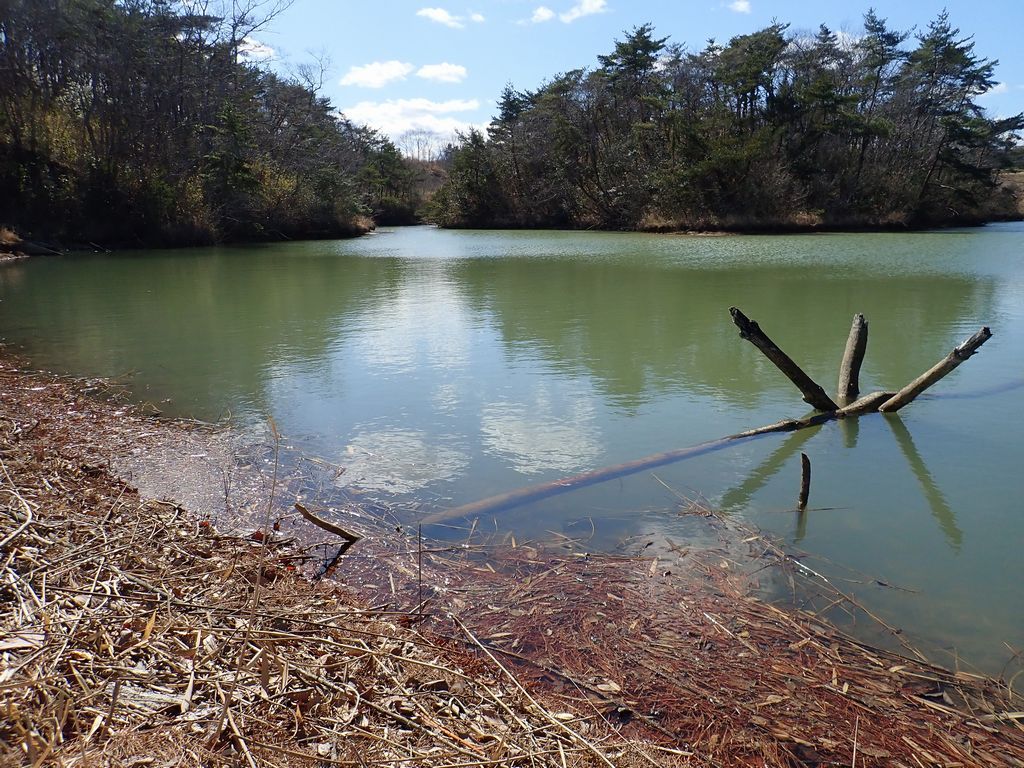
9, 214, 1024, 260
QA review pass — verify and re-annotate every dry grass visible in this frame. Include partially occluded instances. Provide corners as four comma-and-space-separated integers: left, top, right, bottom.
0, 356, 644, 767
348, 502, 1024, 767
2, 351, 1023, 767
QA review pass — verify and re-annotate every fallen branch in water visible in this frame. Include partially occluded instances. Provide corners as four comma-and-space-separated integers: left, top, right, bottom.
294, 502, 361, 580
879, 326, 992, 412
422, 399, 868, 525
730, 306, 839, 411
294, 501, 360, 543
837, 313, 868, 404
423, 320, 992, 526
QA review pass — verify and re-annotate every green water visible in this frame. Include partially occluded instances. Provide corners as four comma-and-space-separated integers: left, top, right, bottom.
2, 225, 1022, 671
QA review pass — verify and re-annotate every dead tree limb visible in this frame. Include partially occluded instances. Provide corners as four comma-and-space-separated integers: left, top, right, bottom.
797, 453, 811, 512
421, 434, 767, 525
730, 307, 839, 412
421, 391, 914, 526
421, 321, 993, 527
837, 313, 868, 404
295, 502, 360, 543
879, 327, 992, 412
840, 390, 895, 416
295, 502, 361, 581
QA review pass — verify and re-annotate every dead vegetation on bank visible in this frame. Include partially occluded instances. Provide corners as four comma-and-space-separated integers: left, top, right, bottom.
1002, 172, 1024, 217
0, 357, 647, 767
2, 355, 1024, 767
361, 521, 1024, 767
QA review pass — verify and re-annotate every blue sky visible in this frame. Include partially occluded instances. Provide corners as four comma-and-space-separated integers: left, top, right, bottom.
251, 0, 1024, 143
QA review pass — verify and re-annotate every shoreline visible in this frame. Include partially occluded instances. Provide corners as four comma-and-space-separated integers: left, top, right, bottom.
437, 214, 1024, 236
4, 211, 1023, 260
2, 352, 1023, 766
0, 217, 377, 259
0, 353, 635, 766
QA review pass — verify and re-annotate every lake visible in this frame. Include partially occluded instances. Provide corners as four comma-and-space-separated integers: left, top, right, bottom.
2, 224, 1022, 673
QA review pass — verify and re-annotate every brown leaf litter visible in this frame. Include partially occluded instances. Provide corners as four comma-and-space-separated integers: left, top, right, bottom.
2, 352, 1023, 766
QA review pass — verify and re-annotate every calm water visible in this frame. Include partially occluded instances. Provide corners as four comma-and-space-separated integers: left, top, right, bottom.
2, 225, 1022, 671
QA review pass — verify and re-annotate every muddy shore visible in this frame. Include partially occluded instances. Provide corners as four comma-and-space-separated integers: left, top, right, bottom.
2, 352, 1023, 766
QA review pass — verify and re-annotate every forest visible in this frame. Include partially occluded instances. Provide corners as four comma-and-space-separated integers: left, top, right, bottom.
3, 4, 1023, 245
0, 0, 421, 247
430, 12, 1024, 231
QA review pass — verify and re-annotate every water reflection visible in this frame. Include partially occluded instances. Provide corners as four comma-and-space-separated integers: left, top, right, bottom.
720, 426, 819, 513
480, 394, 603, 475
1, 232, 1002, 435
337, 427, 469, 494
839, 417, 860, 449
1, 225, 1022, 674
352, 261, 473, 374
885, 415, 963, 551
450, 255, 999, 409
0, 245, 403, 419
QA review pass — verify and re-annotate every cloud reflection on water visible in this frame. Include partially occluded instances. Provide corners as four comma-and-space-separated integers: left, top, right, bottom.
337, 427, 469, 494
480, 391, 602, 475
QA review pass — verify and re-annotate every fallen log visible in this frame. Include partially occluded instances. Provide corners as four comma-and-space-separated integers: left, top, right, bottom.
422, 433, 771, 525
837, 313, 868, 404
421, 322, 992, 527
422, 401, 876, 526
730, 307, 839, 412
879, 327, 992, 412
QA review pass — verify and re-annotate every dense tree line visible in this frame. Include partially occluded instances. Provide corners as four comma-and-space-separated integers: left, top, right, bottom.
0, 0, 419, 246
431, 12, 1023, 231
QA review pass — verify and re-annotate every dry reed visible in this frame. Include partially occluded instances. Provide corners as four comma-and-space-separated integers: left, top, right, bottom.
3, 353, 1023, 767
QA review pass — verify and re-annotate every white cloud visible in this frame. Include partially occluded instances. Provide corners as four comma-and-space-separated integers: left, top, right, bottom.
835, 30, 859, 51
340, 60, 414, 88
531, 6, 555, 22
417, 7, 464, 28
470, 12, 485, 22
728, 0, 751, 13
416, 62, 468, 83
238, 37, 274, 60
342, 98, 484, 139
559, 0, 607, 23
979, 82, 1010, 98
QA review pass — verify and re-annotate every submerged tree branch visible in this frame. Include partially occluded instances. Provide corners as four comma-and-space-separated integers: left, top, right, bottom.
730, 307, 839, 412
879, 327, 992, 412
424, 319, 993, 526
